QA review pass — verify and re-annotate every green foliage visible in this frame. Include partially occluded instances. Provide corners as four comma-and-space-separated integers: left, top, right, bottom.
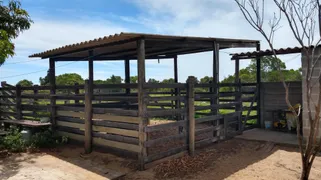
0, 0, 32, 65
30, 130, 68, 148
16, 79, 33, 86
56, 73, 84, 86
0, 128, 26, 152
130, 76, 138, 83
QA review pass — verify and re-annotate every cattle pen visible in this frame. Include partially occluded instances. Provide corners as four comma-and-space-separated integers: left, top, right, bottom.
0, 32, 261, 170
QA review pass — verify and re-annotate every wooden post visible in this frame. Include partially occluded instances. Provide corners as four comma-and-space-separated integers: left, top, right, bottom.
187, 76, 196, 156
235, 59, 242, 132
137, 39, 147, 170
74, 83, 80, 105
33, 85, 39, 117
15, 85, 22, 120
256, 42, 261, 128
49, 58, 56, 127
84, 80, 93, 153
213, 42, 219, 116
174, 55, 180, 120
125, 59, 130, 94
88, 50, 94, 90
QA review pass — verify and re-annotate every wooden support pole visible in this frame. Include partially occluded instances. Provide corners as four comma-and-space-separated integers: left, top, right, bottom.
33, 85, 39, 116
173, 55, 180, 120
84, 80, 93, 153
137, 39, 147, 170
256, 42, 261, 128
235, 59, 242, 130
74, 83, 80, 105
125, 59, 130, 94
213, 42, 219, 116
49, 58, 56, 127
88, 50, 94, 90
187, 76, 196, 156
15, 85, 22, 120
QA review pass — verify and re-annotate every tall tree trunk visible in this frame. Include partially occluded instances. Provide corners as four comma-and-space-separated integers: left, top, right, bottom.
301, 160, 313, 180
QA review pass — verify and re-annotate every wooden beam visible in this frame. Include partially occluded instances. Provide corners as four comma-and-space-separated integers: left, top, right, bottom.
187, 76, 196, 156
256, 42, 261, 128
173, 55, 180, 120
84, 80, 93, 153
49, 58, 56, 127
212, 42, 219, 116
125, 59, 130, 94
137, 38, 147, 170
88, 50, 94, 90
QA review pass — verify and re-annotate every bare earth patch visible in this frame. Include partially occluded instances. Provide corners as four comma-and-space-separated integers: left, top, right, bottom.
0, 145, 136, 180
121, 139, 321, 180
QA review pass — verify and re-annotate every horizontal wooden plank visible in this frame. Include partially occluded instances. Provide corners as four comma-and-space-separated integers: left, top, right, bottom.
56, 111, 84, 118
195, 125, 222, 135
145, 145, 187, 163
144, 133, 186, 147
56, 131, 84, 142
195, 94, 217, 99
195, 137, 219, 148
93, 132, 138, 145
92, 108, 138, 117
0, 103, 16, 106
22, 105, 50, 111
0, 95, 15, 98
145, 120, 187, 132
93, 137, 140, 153
144, 151, 187, 169
92, 119, 139, 130
94, 83, 137, 89
148, 96, 185, 101
92, 125, 138, 137
147, 109, 186, 117
20, 86, 51, 90
92, 114, 139, 124
143, 83, 186, 89
56, 106, 84, 111
195, 114, 223, 124
194, 83, 216, 88
54, 95, 84, 100
219, 92, 237, 97
21, 94, 51, 99
55, 85, 84, 89
93, 95, 137, 101
57, 121, 83, 129
0, 111, 16, 116
56, 116, 84, 124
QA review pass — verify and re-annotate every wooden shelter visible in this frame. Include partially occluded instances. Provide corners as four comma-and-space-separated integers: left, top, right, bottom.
1, 32, 261, 170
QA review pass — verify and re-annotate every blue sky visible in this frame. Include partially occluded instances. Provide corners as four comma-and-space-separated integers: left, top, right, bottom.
0, 0, 303, 85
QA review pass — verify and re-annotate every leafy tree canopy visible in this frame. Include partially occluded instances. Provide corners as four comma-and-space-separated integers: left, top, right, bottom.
0, 0, 32, 66
56, 73, 84, 86
16, 79, 33, 86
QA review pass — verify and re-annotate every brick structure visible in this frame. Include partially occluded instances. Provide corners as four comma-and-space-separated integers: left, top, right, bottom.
301, 47, 321, 141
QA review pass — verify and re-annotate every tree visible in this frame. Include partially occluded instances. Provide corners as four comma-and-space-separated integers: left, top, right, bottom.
39, 72, 49, 85
0, 0, 32, 66
106, 75, 122, 84
130, 76, 138, 83
56, 73, 84, 85
16, 79, 33, 86
235, 0, 320, 179
199, 76, 212, 83
147, 78, 159, 83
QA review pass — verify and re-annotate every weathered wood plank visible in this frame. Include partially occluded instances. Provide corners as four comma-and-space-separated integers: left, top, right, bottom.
94, 83, 137, 89
144, 120, 187, 132
93, 132, 138, 145
56, 111, 85, 118
92, 114, 139, 124
195, 125, 221, 135
195, 114, 223, 124
93, 137, 140, 153
92, 107, 138, 117
93, 119, 139, 130
146, 109, 186, 117
57, 120, 83, 129
144, 151, 187, 169
56, 131, 84, 142
145, 145, 187, 163
56, 106, 84, 111
143, 83, 186, 89
84, 79, 93, 153
92, 125, 138, 137
144, 133, 186, 148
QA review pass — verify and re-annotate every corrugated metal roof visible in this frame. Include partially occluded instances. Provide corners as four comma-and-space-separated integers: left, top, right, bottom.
231, 46, 304, 60
29, 32, 259, 59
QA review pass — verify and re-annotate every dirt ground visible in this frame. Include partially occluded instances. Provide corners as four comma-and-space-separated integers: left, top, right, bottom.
122, 139, 321, 180
1, 139, 321, 180
0, 145, 135, 180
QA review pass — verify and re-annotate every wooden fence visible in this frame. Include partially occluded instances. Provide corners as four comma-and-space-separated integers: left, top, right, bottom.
0, 77, 256, 169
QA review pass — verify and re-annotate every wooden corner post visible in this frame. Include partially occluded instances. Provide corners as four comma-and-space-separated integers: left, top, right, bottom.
187, 76, 196, 156
49, 58, 56, 127
256, 42, 261, 128
15, 85, 22, 120
137, 38, 147, 170
84, 80, 93, 153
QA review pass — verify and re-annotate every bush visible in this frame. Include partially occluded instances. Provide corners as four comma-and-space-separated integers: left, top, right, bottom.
30, 130, 68, 148
0, 127, 68, 152
1, 128, 27, 152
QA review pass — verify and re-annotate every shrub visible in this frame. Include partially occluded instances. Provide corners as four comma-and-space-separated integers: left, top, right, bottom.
1, 128, 27, 152
30, 129, 68, 148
